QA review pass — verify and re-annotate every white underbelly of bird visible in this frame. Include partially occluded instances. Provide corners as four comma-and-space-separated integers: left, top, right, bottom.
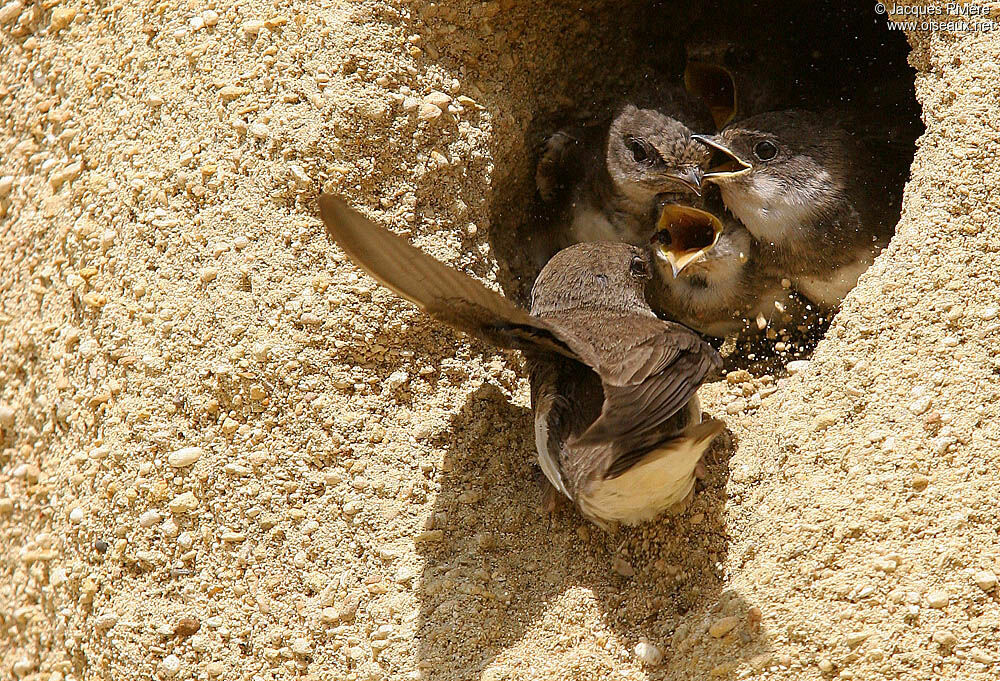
795, 256, 873, 308
575, 399, 720, 526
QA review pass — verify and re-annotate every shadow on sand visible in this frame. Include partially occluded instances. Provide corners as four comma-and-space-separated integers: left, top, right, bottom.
413, 382, 770, 679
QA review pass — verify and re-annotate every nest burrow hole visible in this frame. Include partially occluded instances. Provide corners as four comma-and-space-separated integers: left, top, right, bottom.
485, 0, 922, 371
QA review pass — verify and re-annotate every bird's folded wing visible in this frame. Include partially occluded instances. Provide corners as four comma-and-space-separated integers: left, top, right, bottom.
561, 316, 722, 463
319, 194, 575, 358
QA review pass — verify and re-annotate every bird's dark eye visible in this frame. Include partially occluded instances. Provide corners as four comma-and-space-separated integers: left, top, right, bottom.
753, 140, 778, 161
630, 255, 649, 278
625, 136, 653, 164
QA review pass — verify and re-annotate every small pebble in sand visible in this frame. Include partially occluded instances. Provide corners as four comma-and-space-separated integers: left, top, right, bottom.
0, 1, 23, 26
926, 590, 949, 608
634, 640, 663, 666
174, 617, 201, 637
159, 654, 182, 678
974, 570, 998, 592
933, 630, 958, 647
241, 20, 264, 36
95, 613, 119, 632
168, 446, 204, 468
417, 103, 442, 121
708, 616, 739, 638
169, 492, 199, 514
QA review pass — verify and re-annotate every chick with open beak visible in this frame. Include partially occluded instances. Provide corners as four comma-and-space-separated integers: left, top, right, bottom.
649, 203, 794, 339
651, 204, 722, 279
683, 32, 796, 130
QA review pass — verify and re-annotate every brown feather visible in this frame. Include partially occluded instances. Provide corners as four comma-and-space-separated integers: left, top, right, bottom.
318, 194, 575, 358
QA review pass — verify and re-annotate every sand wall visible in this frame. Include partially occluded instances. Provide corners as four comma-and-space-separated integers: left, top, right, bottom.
2, 1, 998, 680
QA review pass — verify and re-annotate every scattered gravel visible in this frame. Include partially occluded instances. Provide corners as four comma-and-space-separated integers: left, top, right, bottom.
1, 3, 997, 681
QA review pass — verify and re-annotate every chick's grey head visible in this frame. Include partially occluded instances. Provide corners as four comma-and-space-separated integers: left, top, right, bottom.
606, 105, 708, 206
530, 242, 654, 316
698, 111, 853, 246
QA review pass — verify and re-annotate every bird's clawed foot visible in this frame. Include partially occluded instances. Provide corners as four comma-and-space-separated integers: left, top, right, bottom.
536, 468, 567, 515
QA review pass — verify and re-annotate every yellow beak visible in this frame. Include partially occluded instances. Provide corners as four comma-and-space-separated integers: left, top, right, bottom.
651, 205, 724, 278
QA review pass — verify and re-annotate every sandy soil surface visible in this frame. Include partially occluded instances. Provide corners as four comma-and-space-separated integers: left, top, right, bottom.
2, 1, 999, 680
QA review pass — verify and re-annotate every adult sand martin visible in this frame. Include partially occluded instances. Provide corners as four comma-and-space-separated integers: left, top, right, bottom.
320, 195, 724, 529
694, 110, 897, 308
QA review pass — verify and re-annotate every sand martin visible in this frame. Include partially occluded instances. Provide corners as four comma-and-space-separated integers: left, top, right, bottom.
536, 102, 712, 248
649, 203, 793, 338
694, 110, 898, 308
320, 194, 724, 529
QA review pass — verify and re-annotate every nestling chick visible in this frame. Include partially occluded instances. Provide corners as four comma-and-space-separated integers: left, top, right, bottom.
695, 110, 898, 308
684, 38, 794, 129
536, 103, 711, 247
648, 204, 791, 338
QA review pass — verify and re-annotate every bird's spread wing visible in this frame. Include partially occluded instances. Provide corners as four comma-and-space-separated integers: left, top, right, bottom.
542, 310, 722, 474
319, 194, 576, 358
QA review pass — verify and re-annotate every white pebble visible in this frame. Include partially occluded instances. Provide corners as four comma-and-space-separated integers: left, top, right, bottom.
634, 640, 663, 666
975, 570, 998, 592
417, 103, 442, 121
926, 590, 950, 608
908, 396, 932, 415
159, 654, 181, 678
50, 566, 67, 586
189, 15, 205, 30
386, 370, 409, 390
291, 637, 311, 655
241, 19, 263, 36
202, 9, 219, 26
424, 91, 452, 109
168, 446, 204, 468
169, 492, 199, 514
69, 507, 84, 524
725, 398, 747, 415
140, 510, 162, 528
249, 122, 270, 138
288, 164, 311, 187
